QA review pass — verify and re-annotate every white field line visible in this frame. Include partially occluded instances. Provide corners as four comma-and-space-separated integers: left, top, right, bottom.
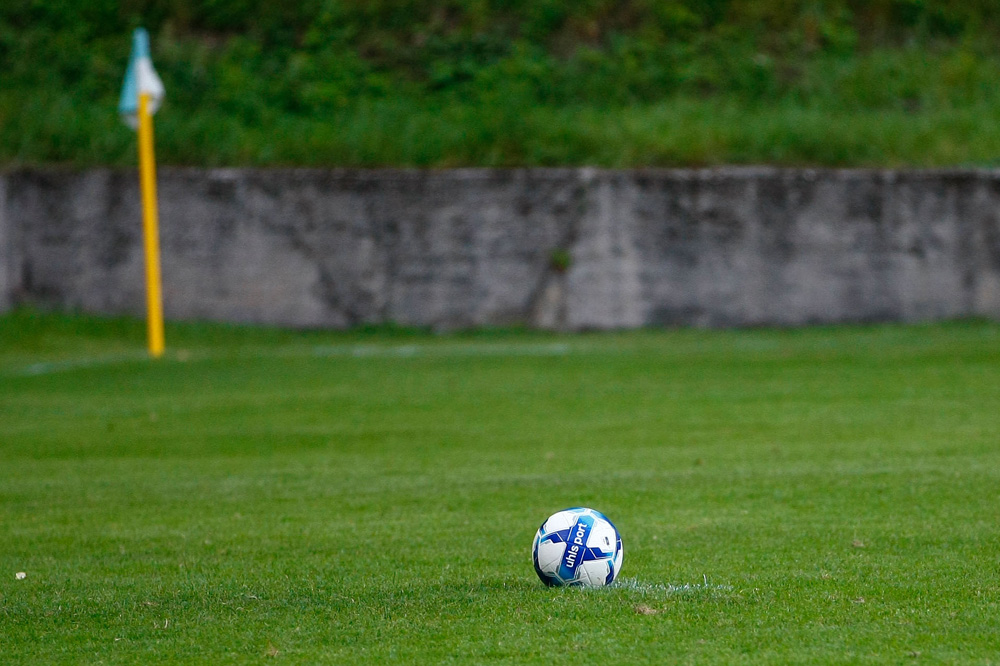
309, 341, 573, 358
5, 341, 577, 378
612, 576, 734, 595
9, 352, 152, 377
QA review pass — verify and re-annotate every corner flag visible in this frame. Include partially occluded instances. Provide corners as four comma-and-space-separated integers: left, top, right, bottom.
119, 27, 166, 358
118, 28, 165, 128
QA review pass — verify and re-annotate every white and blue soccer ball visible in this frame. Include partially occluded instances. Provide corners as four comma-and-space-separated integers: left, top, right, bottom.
532, 507, 624, 587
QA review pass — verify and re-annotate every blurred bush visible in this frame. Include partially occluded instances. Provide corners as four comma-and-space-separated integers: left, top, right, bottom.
2, 0, 999, 166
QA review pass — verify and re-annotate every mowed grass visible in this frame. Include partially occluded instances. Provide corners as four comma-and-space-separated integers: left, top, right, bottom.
1, 311, 999, 664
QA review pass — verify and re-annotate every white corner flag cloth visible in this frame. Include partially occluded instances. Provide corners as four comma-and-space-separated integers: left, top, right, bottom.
118, 28, 164, 130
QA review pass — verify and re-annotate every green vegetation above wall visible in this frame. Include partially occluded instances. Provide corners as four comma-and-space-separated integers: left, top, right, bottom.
2, 1, 1000, 167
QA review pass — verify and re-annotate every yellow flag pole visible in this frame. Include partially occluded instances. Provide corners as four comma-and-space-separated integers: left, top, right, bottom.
137, 91, 165, 358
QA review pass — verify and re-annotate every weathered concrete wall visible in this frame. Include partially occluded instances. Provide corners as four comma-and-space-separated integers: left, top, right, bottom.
0, 174, 10, 313
2, 167, 1000, 329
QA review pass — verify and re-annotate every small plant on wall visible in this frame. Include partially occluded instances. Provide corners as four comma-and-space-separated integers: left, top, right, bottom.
549, 248, 572, 273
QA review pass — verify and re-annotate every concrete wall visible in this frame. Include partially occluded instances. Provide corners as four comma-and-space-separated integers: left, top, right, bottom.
0, 174, 10, 313
2, 166, 1000, 329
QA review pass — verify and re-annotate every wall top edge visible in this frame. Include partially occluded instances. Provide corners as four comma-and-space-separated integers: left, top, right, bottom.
4, 165, 1000, 181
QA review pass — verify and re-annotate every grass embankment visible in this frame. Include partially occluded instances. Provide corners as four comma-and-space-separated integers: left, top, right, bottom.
3, 1, 1000, 167
1, 310, 999, 663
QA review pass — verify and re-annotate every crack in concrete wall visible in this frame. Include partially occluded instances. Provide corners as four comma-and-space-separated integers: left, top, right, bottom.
3, 167, 1000, 329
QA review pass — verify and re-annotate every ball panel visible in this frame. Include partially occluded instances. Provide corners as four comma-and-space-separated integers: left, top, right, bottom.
534, 540, 565, 573
542, 510, 580, 533
585, 520, 617, 554
577, 559, 611, 587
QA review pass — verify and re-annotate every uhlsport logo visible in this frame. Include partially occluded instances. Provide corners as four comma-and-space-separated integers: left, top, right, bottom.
557, 514, 594, 581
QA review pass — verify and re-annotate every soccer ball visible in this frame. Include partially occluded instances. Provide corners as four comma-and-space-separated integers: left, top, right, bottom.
532, 507, 623, 587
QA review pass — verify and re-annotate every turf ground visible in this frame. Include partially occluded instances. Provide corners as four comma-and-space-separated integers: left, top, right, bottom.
2, 311, 999, 664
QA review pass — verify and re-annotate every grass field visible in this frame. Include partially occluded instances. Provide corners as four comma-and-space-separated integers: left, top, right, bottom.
2, 310, 999, 663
